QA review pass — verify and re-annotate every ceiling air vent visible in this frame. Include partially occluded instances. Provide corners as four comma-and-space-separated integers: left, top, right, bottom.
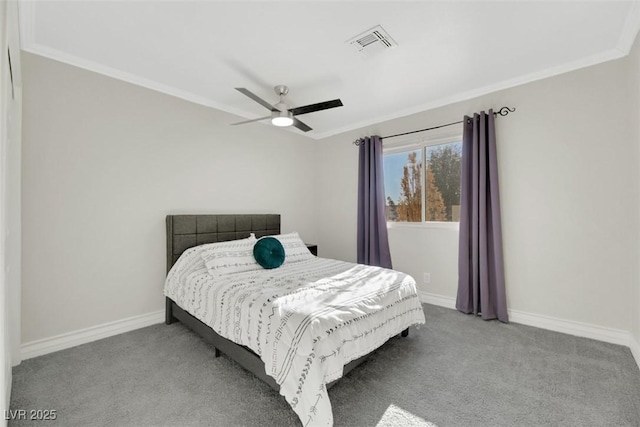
348, 25, 397, 57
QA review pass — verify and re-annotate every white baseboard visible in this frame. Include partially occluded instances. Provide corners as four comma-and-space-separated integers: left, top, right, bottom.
419, 291, 456, 310
17, 295, 640, 372
21, 310, 164, 361
418, 291, 639, 369
507, 308, 631, 347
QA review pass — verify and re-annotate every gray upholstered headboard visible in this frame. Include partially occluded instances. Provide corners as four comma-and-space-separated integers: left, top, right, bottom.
166, 214, 281, 273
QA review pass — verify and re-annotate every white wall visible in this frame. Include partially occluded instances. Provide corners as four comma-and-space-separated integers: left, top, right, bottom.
316, 54, 638, 334
18, 20, 640, 363
21, 53, 318, 344
1, 0, 22, 420
1, 0, 8, 418
5, 3, 20, 370
630, 32, 640, 358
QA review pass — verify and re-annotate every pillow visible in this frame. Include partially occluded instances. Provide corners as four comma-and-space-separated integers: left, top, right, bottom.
198, 233, 255, 262
253, 237, 285, 269
200, 234, 260, 276
270, 232, 314, 263
165, 236, 254, 299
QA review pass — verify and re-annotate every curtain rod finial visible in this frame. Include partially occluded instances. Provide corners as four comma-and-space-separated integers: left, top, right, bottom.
495, 106, 516, 116
353, 138, 364, 146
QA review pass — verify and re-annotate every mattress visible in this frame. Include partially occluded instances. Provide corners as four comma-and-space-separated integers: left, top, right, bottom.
164, 249, 425, 426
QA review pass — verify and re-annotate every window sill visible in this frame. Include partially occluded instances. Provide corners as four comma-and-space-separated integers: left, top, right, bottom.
386, 221, 460, 230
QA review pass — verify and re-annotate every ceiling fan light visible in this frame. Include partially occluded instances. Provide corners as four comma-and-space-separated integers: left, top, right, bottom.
272, 116, 293, 127
271, 110, 294, 127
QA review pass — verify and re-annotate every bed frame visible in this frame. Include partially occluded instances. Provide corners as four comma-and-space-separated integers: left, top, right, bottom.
165, 214, 408, 392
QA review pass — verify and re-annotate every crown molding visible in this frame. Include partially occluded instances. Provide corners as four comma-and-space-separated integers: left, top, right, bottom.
616, 0, 640, 56
314, 46, 632, 140
17, 0, 640, 141
22, 41, 267, 120
17, 0, 34, 49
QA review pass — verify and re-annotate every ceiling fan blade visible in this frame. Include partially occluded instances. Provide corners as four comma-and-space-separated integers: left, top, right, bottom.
231, 116, 271, 125
235, 88, 277, 111
292, 117, 312, 132
288, 99, 343, 116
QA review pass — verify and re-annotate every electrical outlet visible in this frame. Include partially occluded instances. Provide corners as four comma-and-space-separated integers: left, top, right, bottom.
423, 273, 431, 284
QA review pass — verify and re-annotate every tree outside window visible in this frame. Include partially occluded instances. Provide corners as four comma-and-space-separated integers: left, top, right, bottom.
383, 140, 462, 223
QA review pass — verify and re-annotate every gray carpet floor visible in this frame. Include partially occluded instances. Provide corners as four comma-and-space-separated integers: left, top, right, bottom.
10, 304, 640, 426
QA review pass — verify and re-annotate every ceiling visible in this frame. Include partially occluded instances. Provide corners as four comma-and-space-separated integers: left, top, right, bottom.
19, 1, 640, 140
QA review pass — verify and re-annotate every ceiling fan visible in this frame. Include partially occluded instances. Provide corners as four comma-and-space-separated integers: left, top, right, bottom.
231, 85, 343, 132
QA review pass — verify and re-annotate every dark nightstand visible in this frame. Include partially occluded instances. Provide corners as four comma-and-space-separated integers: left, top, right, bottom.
305, 244, 318, 256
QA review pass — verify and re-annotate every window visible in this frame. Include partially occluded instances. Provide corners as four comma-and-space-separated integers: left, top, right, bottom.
383, 138, 462, 223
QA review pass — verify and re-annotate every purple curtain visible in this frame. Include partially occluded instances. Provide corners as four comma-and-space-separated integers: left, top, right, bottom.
456, 110, 508, 322
357, 136, 392, 269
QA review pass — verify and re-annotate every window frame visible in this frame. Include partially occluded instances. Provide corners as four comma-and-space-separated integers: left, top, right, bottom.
383, 130, 462, 229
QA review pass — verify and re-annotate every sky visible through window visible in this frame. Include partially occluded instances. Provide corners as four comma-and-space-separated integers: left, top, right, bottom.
383, 141, 462, 222
383, 150, 421, 202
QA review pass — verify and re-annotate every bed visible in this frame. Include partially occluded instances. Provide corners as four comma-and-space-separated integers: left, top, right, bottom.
164, 214, 425, 426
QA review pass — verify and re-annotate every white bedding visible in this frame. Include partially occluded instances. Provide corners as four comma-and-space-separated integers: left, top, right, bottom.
164, 250, 425, 427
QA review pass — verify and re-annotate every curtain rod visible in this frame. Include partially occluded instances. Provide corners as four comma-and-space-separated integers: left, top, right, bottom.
352, 106, 516, 146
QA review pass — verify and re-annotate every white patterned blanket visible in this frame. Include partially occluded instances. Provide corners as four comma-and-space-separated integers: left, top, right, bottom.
165, 255, 425, 426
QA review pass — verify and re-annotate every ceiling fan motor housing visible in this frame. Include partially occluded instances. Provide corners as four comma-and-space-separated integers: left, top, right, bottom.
274, 101, 289, 112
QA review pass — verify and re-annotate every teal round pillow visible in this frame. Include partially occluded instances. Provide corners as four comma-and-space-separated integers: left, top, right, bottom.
253, 237, 285, 269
